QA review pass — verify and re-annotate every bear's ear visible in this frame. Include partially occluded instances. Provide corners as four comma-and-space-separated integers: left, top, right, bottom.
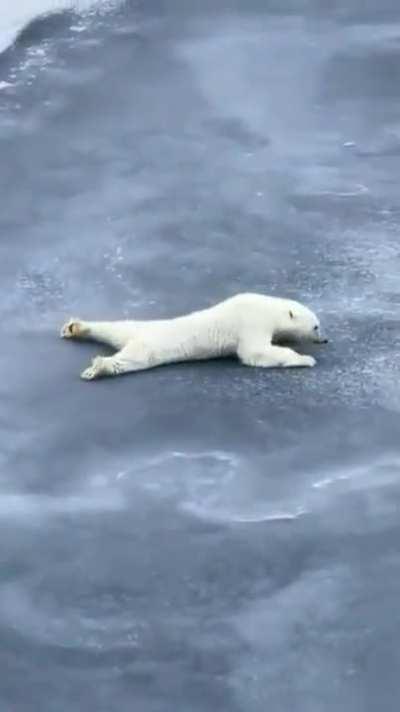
289, 310, 294, 319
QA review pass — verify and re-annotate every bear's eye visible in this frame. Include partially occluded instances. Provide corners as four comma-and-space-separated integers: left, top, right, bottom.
313, 325, 319, 331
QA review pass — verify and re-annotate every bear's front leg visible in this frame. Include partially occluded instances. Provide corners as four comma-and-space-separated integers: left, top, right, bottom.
238, 343, 315, 368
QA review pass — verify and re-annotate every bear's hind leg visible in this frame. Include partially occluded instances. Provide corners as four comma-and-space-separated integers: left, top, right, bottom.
81, 354, 126, 380
80, 341, 155, 380
61, 319, 132, 350
61, 318, 89, 339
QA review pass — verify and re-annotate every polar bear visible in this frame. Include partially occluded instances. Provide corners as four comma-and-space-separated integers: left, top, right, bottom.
60, 292, 327, 380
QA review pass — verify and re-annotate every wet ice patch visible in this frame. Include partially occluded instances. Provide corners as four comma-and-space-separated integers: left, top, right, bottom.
0, 0, 123, 97
0, 582, 142, 650
293, 163, 370, 199
0, 0, 121, 53
230, 565, 358, 712
119, 450, 309, 524
312, 455, 400, 495
0, 491, 124, 520
117, 449, 400, 526
186, 503, 307, 524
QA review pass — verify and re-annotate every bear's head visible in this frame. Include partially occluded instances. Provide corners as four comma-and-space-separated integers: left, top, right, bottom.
277, 300, 327, 344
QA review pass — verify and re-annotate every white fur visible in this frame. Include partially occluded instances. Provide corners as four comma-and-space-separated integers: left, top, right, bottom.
60, 293, 327, 380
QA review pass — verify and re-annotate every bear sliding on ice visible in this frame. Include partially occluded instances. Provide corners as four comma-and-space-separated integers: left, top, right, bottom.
60, 293, 328, 380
